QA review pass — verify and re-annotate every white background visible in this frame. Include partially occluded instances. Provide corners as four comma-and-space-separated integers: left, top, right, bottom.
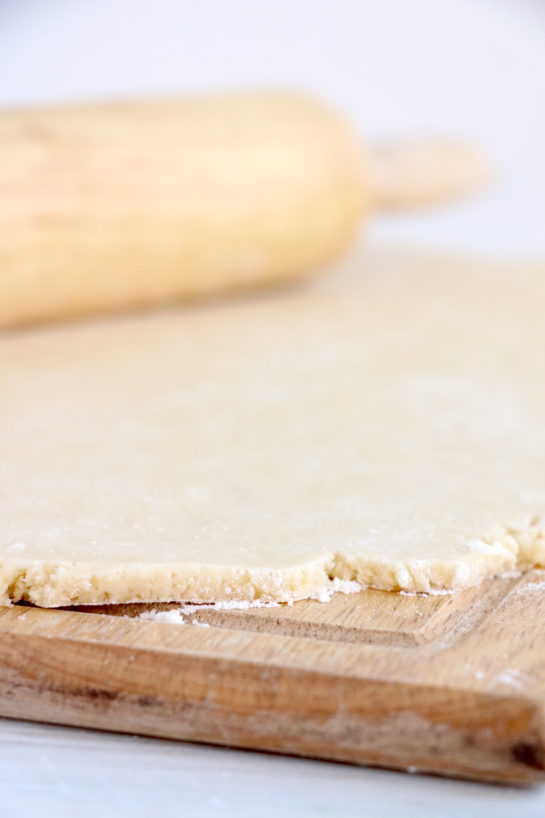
1, 2, 545, 816
1, 0, 544, 254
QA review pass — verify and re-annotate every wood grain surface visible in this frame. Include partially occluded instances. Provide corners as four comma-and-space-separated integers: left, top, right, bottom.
1, 570, 544, 784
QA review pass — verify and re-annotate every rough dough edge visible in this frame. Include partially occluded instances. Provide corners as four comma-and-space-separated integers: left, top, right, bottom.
0, 542, 537, 608
2, 517, 544, 608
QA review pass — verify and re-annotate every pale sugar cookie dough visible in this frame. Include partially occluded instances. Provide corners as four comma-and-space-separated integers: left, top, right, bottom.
1, 246, 544, 607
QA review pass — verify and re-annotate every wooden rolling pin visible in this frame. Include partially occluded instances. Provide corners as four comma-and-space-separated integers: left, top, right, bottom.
0, 92, 487, 327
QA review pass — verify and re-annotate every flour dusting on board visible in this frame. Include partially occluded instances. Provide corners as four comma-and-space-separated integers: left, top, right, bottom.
138, 609, 186, 624
493, 669, 534, 689
137, 578, 363, 624
137, 597, 281, 625
398, 588, 455, 597
518, 579, 545, 592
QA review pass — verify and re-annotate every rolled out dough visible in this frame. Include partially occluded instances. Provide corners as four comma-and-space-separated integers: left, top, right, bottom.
1, 246, 544, 607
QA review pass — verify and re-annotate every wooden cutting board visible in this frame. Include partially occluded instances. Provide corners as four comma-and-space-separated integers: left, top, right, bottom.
1, 570, 544, 784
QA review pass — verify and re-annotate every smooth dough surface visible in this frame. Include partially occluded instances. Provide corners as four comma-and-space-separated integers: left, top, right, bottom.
1, 246, 544, 607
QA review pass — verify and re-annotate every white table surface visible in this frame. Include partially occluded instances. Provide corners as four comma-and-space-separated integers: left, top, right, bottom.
3, 717, 545, 818
1, 1, 545, 815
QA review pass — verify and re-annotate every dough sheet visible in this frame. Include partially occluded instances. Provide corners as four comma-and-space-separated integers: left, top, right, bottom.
1, 247, 544, 606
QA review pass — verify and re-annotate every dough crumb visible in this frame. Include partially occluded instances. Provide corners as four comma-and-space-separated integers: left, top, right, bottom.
312, 577, 362, 602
